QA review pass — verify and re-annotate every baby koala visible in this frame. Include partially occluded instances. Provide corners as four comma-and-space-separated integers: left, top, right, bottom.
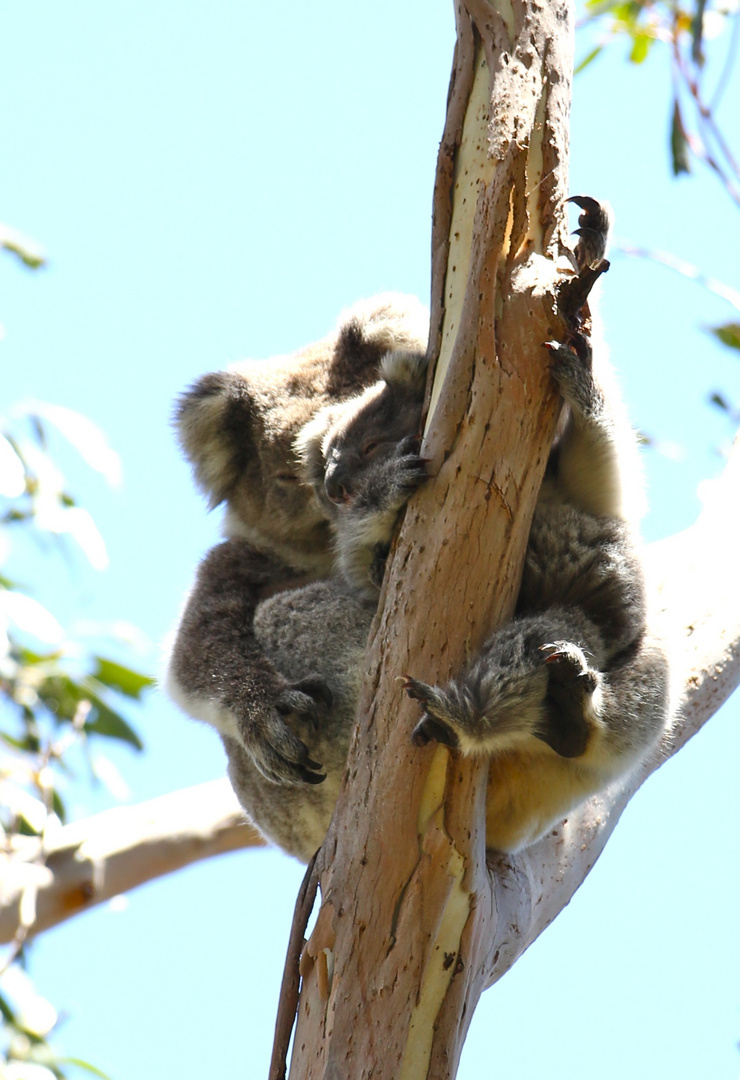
297, 349, 429, 597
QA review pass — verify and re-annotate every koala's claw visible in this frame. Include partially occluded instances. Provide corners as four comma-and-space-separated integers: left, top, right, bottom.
246, 721, 327, 787
395, 437, 430, 493
541, 641, 599, 694
566, 195, 611, 270
276, 675, 333, 730
241, 677, 335, 786
402, 676, 461, 749
412, 714, 460, 749
545, 333, 591, 370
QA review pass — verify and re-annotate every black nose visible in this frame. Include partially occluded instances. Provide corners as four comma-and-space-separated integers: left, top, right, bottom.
325, 468, 351, 505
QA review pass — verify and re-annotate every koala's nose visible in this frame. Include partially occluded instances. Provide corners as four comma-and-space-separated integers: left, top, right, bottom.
324, 467, 352, 505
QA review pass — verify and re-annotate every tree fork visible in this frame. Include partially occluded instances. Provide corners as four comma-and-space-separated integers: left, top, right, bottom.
280, 1, 576, 1076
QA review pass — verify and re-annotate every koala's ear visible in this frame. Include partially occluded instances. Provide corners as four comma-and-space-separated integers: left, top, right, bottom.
327, 294, 429, 397
294, 404, 337, 491
175, 372, 258, 508
379, 350, 429, 392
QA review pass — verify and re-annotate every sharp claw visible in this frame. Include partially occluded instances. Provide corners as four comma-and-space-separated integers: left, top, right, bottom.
400, 675, 425, 701
566, 194, 601, 212
412, 720, 434, 747
303, 770, 327, 786
411, 715, 459, 749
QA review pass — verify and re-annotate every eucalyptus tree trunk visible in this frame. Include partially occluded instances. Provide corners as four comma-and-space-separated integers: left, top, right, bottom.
277, 1, 578, 1076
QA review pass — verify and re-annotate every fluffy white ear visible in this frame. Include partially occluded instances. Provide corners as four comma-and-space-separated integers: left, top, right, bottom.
379, 349, 429, 390
174, 371, 258, 509
294, 403, 341, 490
337, 293, 429, 355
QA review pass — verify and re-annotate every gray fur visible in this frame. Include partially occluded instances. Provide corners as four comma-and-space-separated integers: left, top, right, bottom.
165, 295, 429, 791
168, 202, 669, 861
404, 201, 669, 851
225, 579, 374, 861
296, 349, 429, 597
259, 197, 668, 858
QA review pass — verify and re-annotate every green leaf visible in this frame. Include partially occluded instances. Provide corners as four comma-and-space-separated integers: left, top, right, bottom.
629, 31, 652, 64
670, 99, 691, 176
574, 45, 604, 74
709, 322, 740, 350
57, 1059, 113, 1080
0, 989, 17, 1024
91, 657, 155, 700
51, 787, 67, 823
37, 674, 89, 726
82, 688, 144, 751
0, 224, 47, 270
709, 391, 730, 411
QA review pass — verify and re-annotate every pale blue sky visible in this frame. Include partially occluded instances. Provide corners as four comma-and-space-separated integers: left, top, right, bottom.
1, 1, 739, 1078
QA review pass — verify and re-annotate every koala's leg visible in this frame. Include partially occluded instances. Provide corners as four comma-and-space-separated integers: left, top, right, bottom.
405, 607, 606, 760
164, 538, 330, 786
485, 630, 669, 851
406, 614, 669, 852
544, 334, 638, 521
518, 505, 648, 662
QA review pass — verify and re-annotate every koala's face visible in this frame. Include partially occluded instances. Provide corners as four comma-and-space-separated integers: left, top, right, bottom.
322, 380, 424, 507
227, 425, 333, 564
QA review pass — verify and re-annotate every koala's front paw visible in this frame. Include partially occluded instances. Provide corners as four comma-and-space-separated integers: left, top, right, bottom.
567, 195, 612, 271
393, 434, 429, 495
536, 641, 600, 758
402, 676, 461, 749
544, 335, 599, 419
246, 676, 333, 786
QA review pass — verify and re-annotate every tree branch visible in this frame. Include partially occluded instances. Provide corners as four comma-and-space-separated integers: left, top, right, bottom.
0, 779, 262, 945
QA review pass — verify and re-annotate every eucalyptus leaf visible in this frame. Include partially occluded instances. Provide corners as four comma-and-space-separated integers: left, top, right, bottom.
575, 45, 604, 74
91, 657, 155, 700
709, 322, 740, 351
57, 1060, 113, 1080
82, 687, 144, 751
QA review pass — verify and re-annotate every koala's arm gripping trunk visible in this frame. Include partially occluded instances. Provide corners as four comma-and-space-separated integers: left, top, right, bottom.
167, 539, 324, 785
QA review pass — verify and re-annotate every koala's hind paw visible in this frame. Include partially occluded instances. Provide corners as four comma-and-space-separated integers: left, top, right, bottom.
544, 335, 598, 418
541, 641, 598, 692
402, 676, 461, 749
567, 195, 612, 271
536, 641, 600, 759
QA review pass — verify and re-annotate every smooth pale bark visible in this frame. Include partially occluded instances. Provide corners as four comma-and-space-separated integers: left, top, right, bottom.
0, 780, 261, 944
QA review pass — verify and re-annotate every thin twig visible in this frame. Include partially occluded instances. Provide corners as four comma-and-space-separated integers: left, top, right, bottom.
269, 853, 319, 1080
